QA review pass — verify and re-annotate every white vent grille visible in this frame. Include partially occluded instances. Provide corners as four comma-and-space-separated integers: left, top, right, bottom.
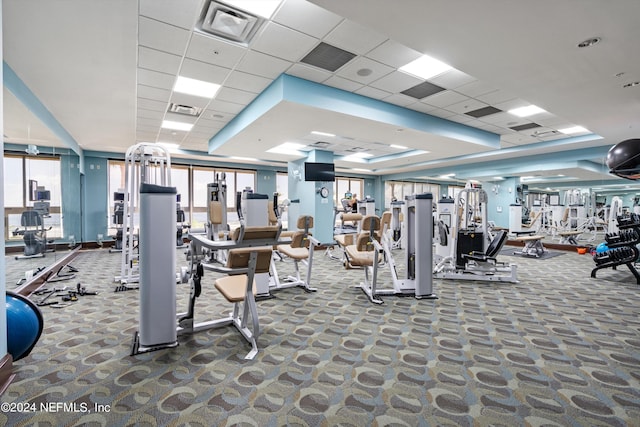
196, 1, 263, 45
168, 103, 202, 117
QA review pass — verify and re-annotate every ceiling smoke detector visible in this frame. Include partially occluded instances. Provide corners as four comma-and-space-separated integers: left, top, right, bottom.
196, 1, 263, 45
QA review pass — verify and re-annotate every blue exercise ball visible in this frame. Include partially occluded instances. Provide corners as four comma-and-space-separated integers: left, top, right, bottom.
595, 242, 609, 253
6, 292, 43, 361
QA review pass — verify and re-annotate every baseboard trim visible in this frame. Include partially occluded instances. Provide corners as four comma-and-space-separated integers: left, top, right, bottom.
0, 354, 15, 396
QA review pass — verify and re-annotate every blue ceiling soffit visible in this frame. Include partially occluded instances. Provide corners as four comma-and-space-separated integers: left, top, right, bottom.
209, 74, 499, 153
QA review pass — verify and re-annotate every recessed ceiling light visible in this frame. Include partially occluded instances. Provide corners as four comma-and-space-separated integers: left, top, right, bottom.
508, 105, 546, 117
230, 156, 257, 161
224, 0, 282, 18
173, 76, 221, 98
577, 37, 601, 48
267, 142, 306, 155
558, 126, 589, 134
399, 54, 453, 80
157, 142, 181, 150
162, 120, 193, 132
390, 144, 408, 149
311, 131, 335, 137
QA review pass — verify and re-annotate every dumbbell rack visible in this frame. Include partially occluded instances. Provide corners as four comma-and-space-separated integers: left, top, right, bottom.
591, 214, 640, 284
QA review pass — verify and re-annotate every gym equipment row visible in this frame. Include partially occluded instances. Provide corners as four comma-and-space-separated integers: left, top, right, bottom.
591, 213, 640, 284
434, 186, 518, 283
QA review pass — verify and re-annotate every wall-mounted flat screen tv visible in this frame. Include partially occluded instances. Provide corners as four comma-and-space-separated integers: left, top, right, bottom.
304, 162, 335, 182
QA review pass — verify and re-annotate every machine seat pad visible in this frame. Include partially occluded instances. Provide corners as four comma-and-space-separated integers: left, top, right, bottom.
345, 245, 375, 266
334, 234, 355, 247
277, 245, 308, 260
215, 275, 257, 302
559, 230, 582, 236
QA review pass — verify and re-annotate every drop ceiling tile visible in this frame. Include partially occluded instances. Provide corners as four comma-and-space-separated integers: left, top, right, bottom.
286, 63, 332, 83
424, 108, 456, 119
324, 19, 388, 55
136, 124, 160, 133
139, 0, 201, 30
137, 97, 168, 112
273, 0, 343, 38
336, 57, 394, 85
322, 75, 364, 92
225, 71, 272, 93
476, 112, 514, 126
169, 92, 211, 109
185, 32, 248, 68
365, 39, 422, 69
137, 68, 174, 90
251, 22, 319, 62
383, 93, 416, 107
475, 90, 517, 106
138, 16, 191, 56
446, 114, 476, 125
369, 70, 423, 93
446, 98, 489, 115
421, 91, 470, 108
454, 80, 499, 98
158, 129, 188, 142
179, 58, 231, 84
138, 46, 182, 75
207, 99, 245, 114
407, 102, 438, 114
165, 112, 198, 124
354, 85, 391, 100
216, 86, 258, 104
137, 108, 164, 120
138, 84, 171, 102
501, 133, 539, 145
236, 50, 292, 79
429, 69, 476, 90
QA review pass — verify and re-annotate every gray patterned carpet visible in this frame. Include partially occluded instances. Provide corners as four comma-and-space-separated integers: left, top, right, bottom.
2, 244, 640, 426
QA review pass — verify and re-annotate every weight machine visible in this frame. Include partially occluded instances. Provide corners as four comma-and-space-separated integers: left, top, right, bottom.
350, 194, 437, 304
433, 185, 517, 283
115, 143, 172, 288
109, 190, 125, 253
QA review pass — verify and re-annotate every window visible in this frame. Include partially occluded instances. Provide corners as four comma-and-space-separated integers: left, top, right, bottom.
334, 177, 363, 206
4, 154, 62, 240
385, 180, 441, 208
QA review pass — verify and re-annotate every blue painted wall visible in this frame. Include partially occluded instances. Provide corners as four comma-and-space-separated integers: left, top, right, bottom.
60, 154, 82, 242
82, 157, 109, 242
482, 178, 518, 228
256, 169, 277, 197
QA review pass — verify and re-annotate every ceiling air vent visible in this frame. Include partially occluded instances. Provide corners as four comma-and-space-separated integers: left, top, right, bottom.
532, 130, 560, 138
401, 81, 446, 99
312, 141, 331, 147
196, 1, 263, 45
509, 123, 541, 132
301, 42, 356, 72
168, 103, 202, 117
465, 106, 502, 118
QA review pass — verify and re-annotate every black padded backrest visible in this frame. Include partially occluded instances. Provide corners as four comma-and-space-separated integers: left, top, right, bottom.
485, 230, 508, 257
21, 211, 43, 227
